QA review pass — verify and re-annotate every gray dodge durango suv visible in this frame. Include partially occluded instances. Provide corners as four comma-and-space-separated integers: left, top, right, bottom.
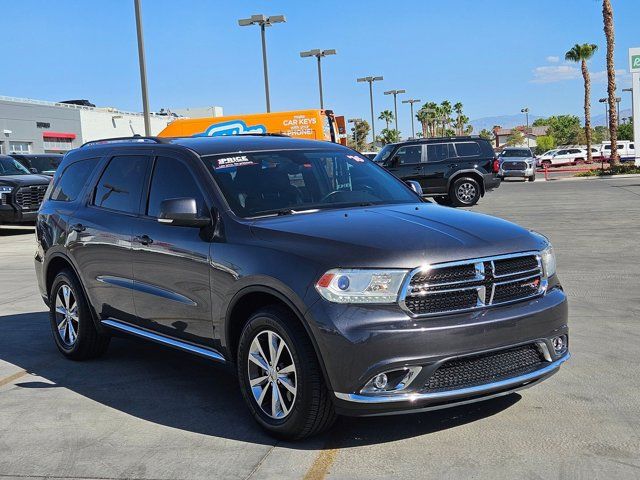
35, 135, 569, 439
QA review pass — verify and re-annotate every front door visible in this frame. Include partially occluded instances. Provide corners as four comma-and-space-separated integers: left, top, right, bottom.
423, 142, 456, 194
130, 154, 214, 346
384, 145, 425, 185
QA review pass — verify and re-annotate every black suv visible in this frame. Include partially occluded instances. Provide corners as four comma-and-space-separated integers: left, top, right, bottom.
10, 153, 63, 176
0, 155, 51, 225
35, 135, 568, 439
374, 137, 501, 206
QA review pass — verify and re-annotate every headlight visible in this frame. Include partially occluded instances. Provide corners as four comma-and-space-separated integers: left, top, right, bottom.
0, 185, 12, 193
315, 269, 409, 304
541, 244, 556, 277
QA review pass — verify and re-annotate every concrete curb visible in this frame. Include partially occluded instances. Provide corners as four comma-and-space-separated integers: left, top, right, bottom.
545, 173, 640, 182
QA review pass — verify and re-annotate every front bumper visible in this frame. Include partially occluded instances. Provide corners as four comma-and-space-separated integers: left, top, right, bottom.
306, 285, 568, 416
499, 166, 535, 178
0, 204, 38, 224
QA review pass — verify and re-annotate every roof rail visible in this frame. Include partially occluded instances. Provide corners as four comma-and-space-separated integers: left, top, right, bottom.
81, 135, 171, 148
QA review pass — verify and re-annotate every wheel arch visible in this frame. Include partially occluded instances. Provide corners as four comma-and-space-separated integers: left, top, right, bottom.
447, 170, 486, 196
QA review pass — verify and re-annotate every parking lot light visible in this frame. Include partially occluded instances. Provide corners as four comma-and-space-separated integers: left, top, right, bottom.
521, 107, 530, 148
402, 98, 421, 138
357, 76, 384, 147
300, 49, 337, 109
384, 89, 406, 133
348, 118, 363, 148
238, 14, 287, 112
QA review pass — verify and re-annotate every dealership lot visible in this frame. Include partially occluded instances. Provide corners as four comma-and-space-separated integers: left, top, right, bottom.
1, 177, 639, 480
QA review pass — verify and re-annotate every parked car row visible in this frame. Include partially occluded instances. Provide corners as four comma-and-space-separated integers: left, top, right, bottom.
34, 134, 569, 439
0, 155, 51, 225
536, 141, 635, 167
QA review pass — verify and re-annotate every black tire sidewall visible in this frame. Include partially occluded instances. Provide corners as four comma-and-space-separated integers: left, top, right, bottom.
49, 271, 90, 356
237, 310, 316, 438
451, 177, 481, 206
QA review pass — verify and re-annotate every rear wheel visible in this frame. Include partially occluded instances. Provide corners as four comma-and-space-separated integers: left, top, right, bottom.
49, 270, 110, 360
450, 177, 481, 207
542, 160, 552, 168
237, 306, 336, 439
574, 158, 585, 165
528, 174, 535, 182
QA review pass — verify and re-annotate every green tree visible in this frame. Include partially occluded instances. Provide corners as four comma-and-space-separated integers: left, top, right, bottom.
535, 135, 557, 154
593, 125, 610, 143
440, 101, 452, 136
416, 102, 437, 138
603, 0, 619, 165
533, 115, 582, 145
453, 102, 464, 135
378, 110, 394, 130
378, 128, 401, 145
618, 118, 633, 141
349, 120, 371, 151
479, 128, 494, 141
506, 128, 525, 146
565, 43, 598, 162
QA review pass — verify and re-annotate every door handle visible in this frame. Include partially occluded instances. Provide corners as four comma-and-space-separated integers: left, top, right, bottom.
134, 235, 153, 246
70, 223, 85, 233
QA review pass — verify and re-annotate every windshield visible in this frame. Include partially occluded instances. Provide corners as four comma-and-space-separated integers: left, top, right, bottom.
27, 156, 62, 172
0, 157, 30, 176
502, 149, 532, 158
204, 149, 418, 217
372, 145, 394, 163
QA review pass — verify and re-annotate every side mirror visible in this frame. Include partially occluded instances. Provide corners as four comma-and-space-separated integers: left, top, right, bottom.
158, 198, 210, 227
29, 167, 38, 174
406, 180, 423, 196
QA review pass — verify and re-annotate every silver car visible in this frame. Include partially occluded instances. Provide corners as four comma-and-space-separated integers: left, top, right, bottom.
499, 147, 536, 182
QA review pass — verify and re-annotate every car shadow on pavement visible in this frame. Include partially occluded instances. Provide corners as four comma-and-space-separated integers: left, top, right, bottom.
0, 226, 35, 236
0, 311, 520, 448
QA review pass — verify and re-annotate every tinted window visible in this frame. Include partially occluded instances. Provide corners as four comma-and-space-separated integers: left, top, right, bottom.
373, 145, 394, 163
0, 157, 30, 175
455, 142, 482, 157
426, 143, 455, 162
50, 158, 97, 202
395, 146, 422, 164
630, 144, 634, 149
205, 149, 417, 217
94, 155, 149, 214
501, 149, 532, 157
147, 157, 206, 218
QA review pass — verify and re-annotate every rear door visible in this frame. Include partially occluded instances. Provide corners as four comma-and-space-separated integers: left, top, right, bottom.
68, 153, 151, 323
552, 149, 570, 165
130, 153, 214, 345
384, 145, 425, 185
423, 142, 456, 194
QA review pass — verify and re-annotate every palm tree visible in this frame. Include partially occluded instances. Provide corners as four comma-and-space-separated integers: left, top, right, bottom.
378, 110, 394, 130
603, 0, 619, 166
440, 101, 452, 137
565, 43, 598, 163
416, 108, 430, 138
453, 102, 464, 135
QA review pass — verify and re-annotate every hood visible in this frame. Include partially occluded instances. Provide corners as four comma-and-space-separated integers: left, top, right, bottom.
249, 203, 545, 269
0, 174, 51, 187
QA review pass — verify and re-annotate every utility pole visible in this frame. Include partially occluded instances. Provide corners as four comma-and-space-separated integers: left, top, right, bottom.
402, 98, 421, 138
357, 76, 383, 148
521, 107, 530, 148
348, 118, 363, 149
384, 89, 406, 133
599, 98, 609, 129
238, 14, 286, 112
134, 0, 151, 136
300, 49, 337, 109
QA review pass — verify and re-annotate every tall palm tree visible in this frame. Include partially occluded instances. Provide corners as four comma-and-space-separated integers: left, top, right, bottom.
565, 43, 598, 163
453, 102, 464, 135
425, 102, 438, 137
603, 0, 618, 166
440, 101, 452, 137
416, 108, 430, 138
378, 110, 394, 130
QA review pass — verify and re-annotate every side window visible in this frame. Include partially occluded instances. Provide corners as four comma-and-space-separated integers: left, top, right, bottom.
93, 155, 149, 214
629, 144, 634, 149
395, 146, 423, 165
454, 142, 481, 157
147, 156, 206, 218
426, 143, 454, 162
50, 158, 97, 202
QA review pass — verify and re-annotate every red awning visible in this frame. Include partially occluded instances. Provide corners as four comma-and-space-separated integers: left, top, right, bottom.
43, 131, 76, 139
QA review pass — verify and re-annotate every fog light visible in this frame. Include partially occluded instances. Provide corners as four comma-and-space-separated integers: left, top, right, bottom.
372, 373, 388, 390
552, 335, 567, 354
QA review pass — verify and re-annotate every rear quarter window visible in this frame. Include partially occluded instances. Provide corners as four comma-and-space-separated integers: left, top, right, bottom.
50, 158, 98, 202
454, 142, 482, 157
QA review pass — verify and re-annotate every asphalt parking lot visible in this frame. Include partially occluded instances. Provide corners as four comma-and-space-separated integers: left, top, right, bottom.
1, 176, 639, 480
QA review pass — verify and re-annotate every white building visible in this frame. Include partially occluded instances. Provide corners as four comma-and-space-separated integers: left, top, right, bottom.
0, 95, 223, 154
494, 126, 549, 149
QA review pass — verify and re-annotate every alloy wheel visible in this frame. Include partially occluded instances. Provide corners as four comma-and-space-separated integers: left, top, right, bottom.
54, 284, 79, 347
247, 330, 297, 419
456, 182, 476, 203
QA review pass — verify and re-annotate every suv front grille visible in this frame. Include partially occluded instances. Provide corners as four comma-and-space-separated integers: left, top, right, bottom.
423, 344, 545, 392
400, 252, 544, 316
15, 185, 47, 210
502, 161, 527, 170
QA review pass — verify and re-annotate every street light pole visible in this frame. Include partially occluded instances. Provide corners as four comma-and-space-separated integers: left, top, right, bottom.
384, 89, 406, 134
134, 0, 151, 136
348, 118, 362, 149
521, 107, 530, 148
402, 98, 421, 138
623, 87, 633, 116
238, 14, 286, 113
300, 49, 336, 109
599, 98, 609, 129
615, 96, 621, 121
357, 76, 383, 148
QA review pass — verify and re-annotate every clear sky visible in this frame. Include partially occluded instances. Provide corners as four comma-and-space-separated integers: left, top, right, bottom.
2, 0, 638, 137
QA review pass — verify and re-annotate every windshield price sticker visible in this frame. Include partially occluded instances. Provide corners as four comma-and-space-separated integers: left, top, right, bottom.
216, 155, 255, 169
347, 154, 365, 163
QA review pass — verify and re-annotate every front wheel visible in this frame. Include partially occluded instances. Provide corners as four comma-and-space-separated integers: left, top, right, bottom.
528, 175, 535, 182
237, 306, 336, 439
450, 177, 481, 207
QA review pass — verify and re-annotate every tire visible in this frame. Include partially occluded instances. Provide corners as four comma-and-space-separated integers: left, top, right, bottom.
49, 269, 110, 360
237, 305, 336, 440
450, 177, 481, 207
574, 158, 585, 165
528, 175, 535, 182
542, 160, 551, 168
